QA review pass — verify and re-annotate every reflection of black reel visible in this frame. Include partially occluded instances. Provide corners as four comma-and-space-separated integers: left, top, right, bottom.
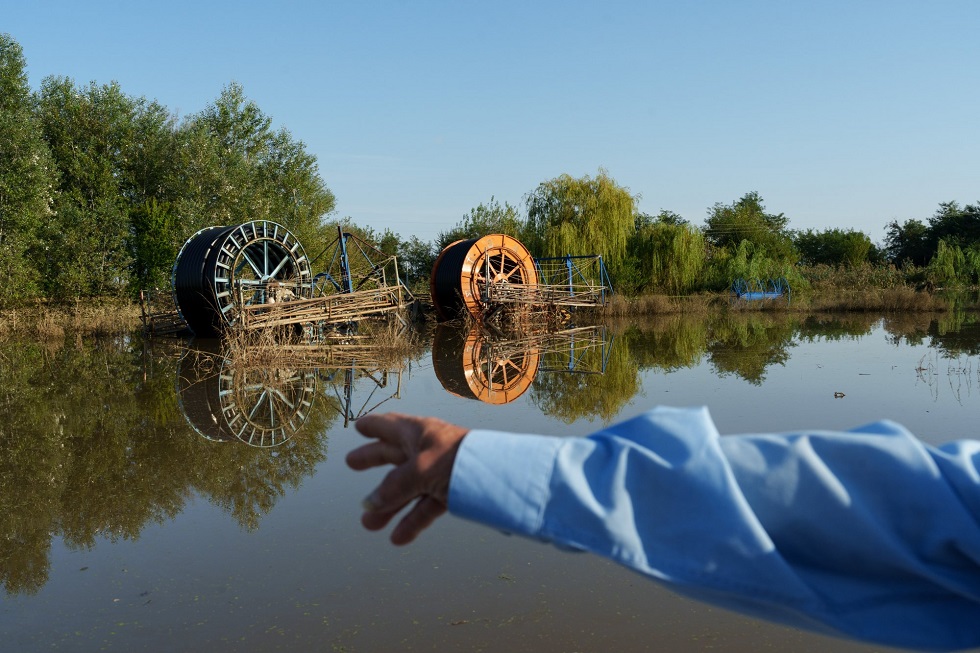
177, 343, 236, 443
177, 344, 318, 447
217, 358, 318, 447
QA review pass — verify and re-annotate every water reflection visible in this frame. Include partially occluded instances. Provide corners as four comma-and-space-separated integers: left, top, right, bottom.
0, 336, 334, 595
317, 358, 403, 427
3, 310, 980, 602
432, 324, 615, 405
178, 344, 319, 446
432, 324, 539, 403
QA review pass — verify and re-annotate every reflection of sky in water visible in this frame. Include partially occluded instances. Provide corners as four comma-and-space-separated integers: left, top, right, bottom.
4, 322, 979, 652
641, 325, 972, 446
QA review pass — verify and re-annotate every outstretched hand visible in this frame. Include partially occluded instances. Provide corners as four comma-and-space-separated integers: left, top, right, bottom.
345, 412, 469, 545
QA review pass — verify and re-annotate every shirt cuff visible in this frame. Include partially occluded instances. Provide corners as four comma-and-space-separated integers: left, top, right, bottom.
448, 429, 563, 538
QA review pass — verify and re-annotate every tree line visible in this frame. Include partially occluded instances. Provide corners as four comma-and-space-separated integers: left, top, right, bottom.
2, 33, 978, 309
1, 34, 335, 306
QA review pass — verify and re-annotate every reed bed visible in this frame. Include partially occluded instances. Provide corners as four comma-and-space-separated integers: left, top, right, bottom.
0, 300, 142, 341
0, 283, 961, 345
604, 293, 721, 317
804, 287, 948, 313
218, 317, 422, 370
602, 286, 950, 317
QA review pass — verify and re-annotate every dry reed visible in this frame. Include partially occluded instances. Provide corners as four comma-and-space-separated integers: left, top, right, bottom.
604, 293, 719, 317
603, 286, 949, 317
0, 300, 142, 341
804, 287, 948, 313
219, 316, 421, 370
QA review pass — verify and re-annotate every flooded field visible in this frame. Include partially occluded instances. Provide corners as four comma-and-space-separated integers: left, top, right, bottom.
1, 311, 979, 652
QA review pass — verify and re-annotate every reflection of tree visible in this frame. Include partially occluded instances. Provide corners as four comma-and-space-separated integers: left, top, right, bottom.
619, 315, 707, 372
0, 344, 62, 594
530, 338, 639, 423
0, 337, 335, 596
882, 312, 980, 356
795, 314, 877, 342
618, 313, 797, 385
707, 315, 796, 385
925, 314, 980, 357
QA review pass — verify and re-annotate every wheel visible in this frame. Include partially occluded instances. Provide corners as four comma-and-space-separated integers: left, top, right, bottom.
432, 325, 540, 404
217, 358, 318, 447
430, 234, 538, 320
173, 221, 313, 336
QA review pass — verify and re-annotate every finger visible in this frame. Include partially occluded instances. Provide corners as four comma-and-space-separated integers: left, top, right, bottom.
365, 463, 422, 515
361, 503, 407, 531
391, 497, 448, 545
345, 441, 406, 470
354, 412, 417, 444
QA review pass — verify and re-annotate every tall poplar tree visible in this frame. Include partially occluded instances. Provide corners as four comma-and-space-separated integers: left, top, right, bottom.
37, 78, 139, 298
0, 34, 57, 305
177, 83, 336, 256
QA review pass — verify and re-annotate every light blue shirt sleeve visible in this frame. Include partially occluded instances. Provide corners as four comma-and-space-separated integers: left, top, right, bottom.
448, 406, 980, 652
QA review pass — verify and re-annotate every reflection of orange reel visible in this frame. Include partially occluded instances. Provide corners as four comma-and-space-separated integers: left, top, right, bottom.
432, 325, 539, 404
430, 234, 538, 321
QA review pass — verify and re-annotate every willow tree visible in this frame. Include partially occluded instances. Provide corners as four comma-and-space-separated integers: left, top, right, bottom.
628, 213, 706, 295
523, 170, 636, 272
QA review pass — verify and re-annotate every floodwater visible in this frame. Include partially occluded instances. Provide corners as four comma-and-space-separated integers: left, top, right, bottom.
1, 311, 979, 652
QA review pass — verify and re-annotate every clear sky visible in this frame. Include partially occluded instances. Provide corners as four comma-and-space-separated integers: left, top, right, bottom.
6, 0, 978, 245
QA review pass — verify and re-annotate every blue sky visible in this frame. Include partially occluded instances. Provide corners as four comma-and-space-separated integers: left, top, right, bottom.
6, 1, 978, 245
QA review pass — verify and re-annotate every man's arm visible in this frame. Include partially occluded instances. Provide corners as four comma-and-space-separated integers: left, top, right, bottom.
348, 407, 980, 650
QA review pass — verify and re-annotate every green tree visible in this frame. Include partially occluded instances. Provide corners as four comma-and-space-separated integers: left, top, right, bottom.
398, 235, 436, 288
794, 228, 873, 267
704, 191, 795, 262
524, 169, 636, 271
884, 218, 930, 267
643, 209, 688, 226
129, 198, 179, 290
924, 239, 980, 287
436, 197, 523, 250
0, 34, 57, 305
178, 83, 336, 256
37, 78, 142, 298
926, 201, 980, 251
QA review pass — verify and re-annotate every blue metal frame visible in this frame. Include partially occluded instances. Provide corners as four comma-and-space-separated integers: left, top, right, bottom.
730, 277, 791, 304
533, 254, 614, 304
